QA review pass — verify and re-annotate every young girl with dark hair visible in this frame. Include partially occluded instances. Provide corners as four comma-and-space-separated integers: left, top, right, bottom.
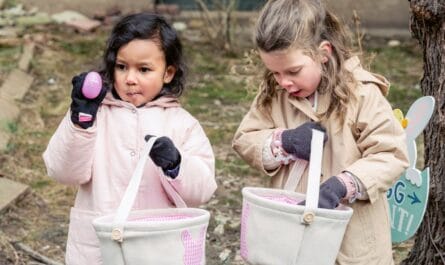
43, 13, 216, 265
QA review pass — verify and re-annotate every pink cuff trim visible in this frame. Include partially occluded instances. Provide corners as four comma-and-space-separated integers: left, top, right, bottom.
337, 173, 356, 200
78, 112, 93, 122
270, 128, 296, 165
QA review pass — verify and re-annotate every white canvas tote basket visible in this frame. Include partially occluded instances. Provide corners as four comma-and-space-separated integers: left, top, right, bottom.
240, 129, 353, 265
93, 137, 210, 265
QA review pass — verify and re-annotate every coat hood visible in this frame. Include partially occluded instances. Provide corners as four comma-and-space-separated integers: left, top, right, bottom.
345, 56, 390, 96
101, 93, 181, 109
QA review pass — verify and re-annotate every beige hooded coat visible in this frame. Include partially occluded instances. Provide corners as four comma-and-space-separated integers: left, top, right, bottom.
233, 56, 409, 265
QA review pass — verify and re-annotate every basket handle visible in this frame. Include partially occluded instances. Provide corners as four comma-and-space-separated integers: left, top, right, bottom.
302, 129, 324, 224
110, 136, 187, 241
113, 136, 159, 226
284, 159, 308, 191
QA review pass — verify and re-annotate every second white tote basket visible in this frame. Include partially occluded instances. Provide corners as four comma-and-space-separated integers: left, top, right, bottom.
93, 137, 210, 265
240, 129, 353, 265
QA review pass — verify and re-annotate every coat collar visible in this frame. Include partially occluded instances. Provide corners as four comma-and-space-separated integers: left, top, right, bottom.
102, 92, 180, 109
286, 56, 389, 121
287, 90, 328, 122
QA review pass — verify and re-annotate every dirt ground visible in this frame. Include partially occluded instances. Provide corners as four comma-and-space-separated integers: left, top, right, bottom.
0, 10, 422, 265
0, 18, 263, 264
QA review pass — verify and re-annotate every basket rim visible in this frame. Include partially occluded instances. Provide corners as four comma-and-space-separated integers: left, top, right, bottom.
242, 187, 353, 220
92, 208, 210, 232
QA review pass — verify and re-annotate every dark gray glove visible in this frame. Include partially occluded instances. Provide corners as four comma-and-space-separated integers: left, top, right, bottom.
318, 176, 347, 209
145, 135, 181, 178
299, 176, 347, 209
281, 122, 327, 161
70, 72, 107, 129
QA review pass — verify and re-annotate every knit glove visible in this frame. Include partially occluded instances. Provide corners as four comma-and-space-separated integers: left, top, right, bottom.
299, 176, 347, 209
70, 72, 107, 129
281, 122, 327, 161
145, 135, 181, 178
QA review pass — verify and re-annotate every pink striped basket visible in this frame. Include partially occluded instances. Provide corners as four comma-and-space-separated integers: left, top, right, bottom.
92, 137, 210, 265
240, 130, 353, 265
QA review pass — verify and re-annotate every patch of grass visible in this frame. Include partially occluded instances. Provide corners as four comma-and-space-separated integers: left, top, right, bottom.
366, 43, 423, 114
2, 0, 18, 8
31, 179, 51, 189
216, 156, 257, 177
5, 142, 16, 153
184, 78, 251, 112
185, 45, 228, 75
6, 121, 18, 133
59, 38, 105, 58
0, 46, 21, 72
387, 85, 422, 113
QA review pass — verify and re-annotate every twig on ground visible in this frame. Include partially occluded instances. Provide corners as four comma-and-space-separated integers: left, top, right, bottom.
0, 231, 20, 265
12, 242, 63, 265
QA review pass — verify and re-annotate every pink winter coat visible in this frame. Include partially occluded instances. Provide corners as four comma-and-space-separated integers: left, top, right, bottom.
43, 93, 217, 265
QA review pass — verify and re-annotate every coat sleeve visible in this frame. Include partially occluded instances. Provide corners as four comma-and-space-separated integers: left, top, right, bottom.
232, 95, 278, 175
42, 111, 97, 185
345, 84, 409, 203
166, 116, 217, 207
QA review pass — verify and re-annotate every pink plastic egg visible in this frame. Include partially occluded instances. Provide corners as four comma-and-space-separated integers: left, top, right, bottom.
82, 72, 102, 99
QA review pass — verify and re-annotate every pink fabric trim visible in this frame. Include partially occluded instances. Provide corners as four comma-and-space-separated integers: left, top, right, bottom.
240, 202, 250, 259
271, 128, 296, 165
337, 173, 356, 200
261, 194, 302, 205
78, 112, 92, 122
182, 226, 206, 265
128, 214, 192, 222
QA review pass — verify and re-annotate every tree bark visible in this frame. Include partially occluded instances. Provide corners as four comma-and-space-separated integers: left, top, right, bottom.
403, 0, 445, 264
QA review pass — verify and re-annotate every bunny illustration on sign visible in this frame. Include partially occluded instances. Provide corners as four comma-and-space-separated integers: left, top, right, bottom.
387, 96, 435, 243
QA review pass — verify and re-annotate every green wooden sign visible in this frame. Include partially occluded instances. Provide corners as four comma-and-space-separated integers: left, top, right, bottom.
387, 96, 435, 243
387, 169, 429, 243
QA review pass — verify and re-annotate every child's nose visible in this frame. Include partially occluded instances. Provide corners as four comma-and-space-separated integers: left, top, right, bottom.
125, 69, 137, 85
279, 78, 293, 90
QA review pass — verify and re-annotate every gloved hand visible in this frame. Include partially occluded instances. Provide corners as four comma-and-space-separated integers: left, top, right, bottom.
281, 122, 327, 161
145, 135, 181, 178
70, 72, 107, 129
299, 176, 347, 209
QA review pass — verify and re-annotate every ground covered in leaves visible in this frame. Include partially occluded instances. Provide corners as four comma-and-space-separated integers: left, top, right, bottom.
0, 17, 422, 264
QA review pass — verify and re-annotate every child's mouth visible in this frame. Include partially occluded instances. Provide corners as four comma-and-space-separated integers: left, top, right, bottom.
127, 92, 141, 97
290, 91, 301, 97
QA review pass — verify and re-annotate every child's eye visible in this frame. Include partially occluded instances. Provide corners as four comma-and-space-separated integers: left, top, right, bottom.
115, 64, 126, 71
140, 67, 150, 73
289, 70, 300, 76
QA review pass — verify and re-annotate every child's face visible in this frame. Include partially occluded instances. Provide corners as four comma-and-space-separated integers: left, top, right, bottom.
259, 47, 324, 98
113, 39, 176, 107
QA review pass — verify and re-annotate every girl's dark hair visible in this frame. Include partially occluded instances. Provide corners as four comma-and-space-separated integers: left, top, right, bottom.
101, 12, 186, 97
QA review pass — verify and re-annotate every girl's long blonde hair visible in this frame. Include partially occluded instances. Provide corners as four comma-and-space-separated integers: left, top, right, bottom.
255, 0, 356, 123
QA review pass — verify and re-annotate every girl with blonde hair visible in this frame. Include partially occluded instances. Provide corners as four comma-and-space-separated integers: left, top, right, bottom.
233, 0, 409, 263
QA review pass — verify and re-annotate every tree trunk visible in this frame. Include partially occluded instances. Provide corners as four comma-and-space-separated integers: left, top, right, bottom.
403, 0, 445, 264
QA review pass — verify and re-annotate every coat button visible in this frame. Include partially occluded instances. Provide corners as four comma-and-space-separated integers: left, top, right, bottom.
130, 151, 136, 156
132, 109, 137, 113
